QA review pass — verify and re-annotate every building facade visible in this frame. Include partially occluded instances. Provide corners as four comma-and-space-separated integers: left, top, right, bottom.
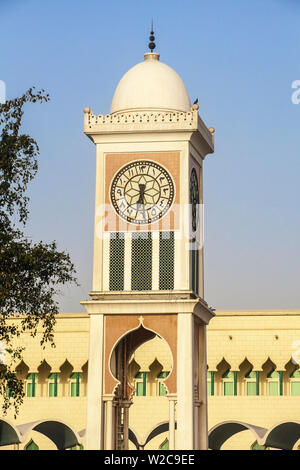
1, 310, 300, 450
1, 38, 299, 451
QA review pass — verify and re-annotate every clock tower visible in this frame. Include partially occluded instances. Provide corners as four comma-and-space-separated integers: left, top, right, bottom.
82, 32, 215, 450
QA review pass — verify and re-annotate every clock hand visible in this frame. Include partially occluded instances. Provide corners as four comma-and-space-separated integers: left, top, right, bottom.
137, 184, 146, 206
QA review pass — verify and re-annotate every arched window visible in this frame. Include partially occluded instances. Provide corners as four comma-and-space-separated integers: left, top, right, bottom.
70, 372, 81, 397
290, 370, 300, 395
157, 371, 170, 396
267, 371, 279, 396
159, 438, 169, 450
222, 371, 234, 396
135, 372, 147, 396
25, 440, 39, 450
26, 373, 36, 397
48, 373, 59, 397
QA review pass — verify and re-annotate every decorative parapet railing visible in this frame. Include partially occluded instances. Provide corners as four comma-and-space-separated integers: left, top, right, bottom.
83, 107, 214, 145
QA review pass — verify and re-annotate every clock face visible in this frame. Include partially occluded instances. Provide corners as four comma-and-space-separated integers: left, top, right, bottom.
110, 160, 175, 224
190, 168, 199, 232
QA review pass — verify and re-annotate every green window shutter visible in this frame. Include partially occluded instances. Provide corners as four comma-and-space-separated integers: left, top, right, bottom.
207, 380, 212, 396
49, 383, 55, 397
224, 382, 234, 396
109, 232, 125, 291
210, 371, 215, 396
54, 372, 58, 397
233, 371, 237, 396
291, 382, 300, 396
71, 382, 77, 397
32, 373, 36, 397
159, 383, 167, 396
256, 371, 260, 396
159, 232, 174, 290
268, 381, 279, 396
131, 233, 152, 290
27, 383, 33, 397
76, 372, 80, 396
247, 382, 257, 396
279, 371, 283, 396
142, 372, 146, 396
136, 382, 144, 396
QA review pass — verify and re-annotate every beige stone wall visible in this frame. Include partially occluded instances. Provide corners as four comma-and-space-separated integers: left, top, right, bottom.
1, 310, 300, 449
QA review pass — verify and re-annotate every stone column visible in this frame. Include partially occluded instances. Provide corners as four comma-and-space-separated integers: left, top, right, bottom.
176, 313, 194, 449
168, 396, 177, 450
198, 324, 208, 449
194, 401, 201, 450
104, 395, 114, 450
123, 401, 131, 450
86, 314, 104, 450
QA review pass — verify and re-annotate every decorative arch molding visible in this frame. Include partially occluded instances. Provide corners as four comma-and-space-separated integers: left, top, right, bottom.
208, 357, 295, 373
0, 418, 22, 446
16, 419, 83, 450
208, 421, 267, 450
260, 421, 300, 450
105, 315, 176, 395
144, 420, 177, 447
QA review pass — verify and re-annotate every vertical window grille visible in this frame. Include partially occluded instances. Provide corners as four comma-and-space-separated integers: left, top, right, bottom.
131, 232, 152, 290
109, 232, 125, 291
159, 232, 174, 290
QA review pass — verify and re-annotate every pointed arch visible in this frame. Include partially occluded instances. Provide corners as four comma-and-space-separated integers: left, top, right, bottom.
208, 421, 267, 450
0, 418, 22, 446
261, 421, 300, 450
17, 419, 82, 450
25, 439, 39, 450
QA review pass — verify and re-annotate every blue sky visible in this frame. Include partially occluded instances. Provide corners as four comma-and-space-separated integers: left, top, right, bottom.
1, 0, 300, 311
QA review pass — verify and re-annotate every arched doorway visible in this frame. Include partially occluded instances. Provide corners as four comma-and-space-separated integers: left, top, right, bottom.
109, 323, 173, 450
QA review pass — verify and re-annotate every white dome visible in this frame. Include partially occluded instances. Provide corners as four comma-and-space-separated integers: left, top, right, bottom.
110, 53, 191, 114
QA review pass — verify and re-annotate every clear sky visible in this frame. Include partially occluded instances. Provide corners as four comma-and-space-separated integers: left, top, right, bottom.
1, 0, 300, 311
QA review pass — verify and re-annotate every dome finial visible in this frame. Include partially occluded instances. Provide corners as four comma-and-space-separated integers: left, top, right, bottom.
148, 20, 156, 52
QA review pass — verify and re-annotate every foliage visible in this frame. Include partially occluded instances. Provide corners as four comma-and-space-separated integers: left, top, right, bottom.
0, 88, 77, 415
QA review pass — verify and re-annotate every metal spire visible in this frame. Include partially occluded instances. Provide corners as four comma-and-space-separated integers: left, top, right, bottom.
148, 21, 156, 52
